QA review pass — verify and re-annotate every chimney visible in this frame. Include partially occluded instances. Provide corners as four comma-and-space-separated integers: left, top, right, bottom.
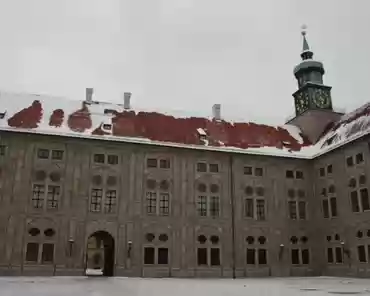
124, 92, 132, 110
86, 88, 93, 103
212, 104, 221, 121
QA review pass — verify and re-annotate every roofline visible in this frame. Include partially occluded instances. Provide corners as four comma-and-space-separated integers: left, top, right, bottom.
0, 126, 368, 161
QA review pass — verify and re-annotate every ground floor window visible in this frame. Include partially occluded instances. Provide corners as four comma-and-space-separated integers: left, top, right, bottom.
25, 242, 54, 264
291, 248, 310, 265
143, 247, 169, 265
197, 247, 220, 266
357, 245, 370, 263
26, 243, 39, 262
246, 248, 268, 265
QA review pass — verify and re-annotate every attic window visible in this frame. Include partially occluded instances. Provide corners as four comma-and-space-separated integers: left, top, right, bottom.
104, 109, 116, 115
197, 128, 207, 141
102, 124, 112, 131
326, 136, 335, 146
0, 112, 5, 119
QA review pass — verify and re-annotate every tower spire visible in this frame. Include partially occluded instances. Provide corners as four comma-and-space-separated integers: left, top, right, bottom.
300, 25, 313, 60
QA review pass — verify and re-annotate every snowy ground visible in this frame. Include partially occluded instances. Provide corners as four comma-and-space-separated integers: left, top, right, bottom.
1, 277, 370, 296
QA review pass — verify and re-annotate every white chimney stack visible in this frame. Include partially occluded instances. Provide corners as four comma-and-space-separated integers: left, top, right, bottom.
86, 88, 93, 103
212, 104, 221, 121
124, 92, 132, 110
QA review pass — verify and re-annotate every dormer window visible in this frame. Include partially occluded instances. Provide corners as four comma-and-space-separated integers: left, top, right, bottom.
0, 112, 6, 119
197, 128, 207, 141
102, 124, 112, 131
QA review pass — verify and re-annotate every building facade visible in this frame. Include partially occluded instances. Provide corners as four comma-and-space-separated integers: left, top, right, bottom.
0, 32, 370, 278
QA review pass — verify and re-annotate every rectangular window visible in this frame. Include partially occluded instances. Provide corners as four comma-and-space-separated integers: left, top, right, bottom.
322, 199, 329, 218
286, 170, 294, 178
37, 148, 49, 159
244, 166, 253, 175
246, 248, 256, 265
258, 249, 267, 265
93, 154, 105, 164
90, 188, 103, 212
197, 195, 207, 217
51, 150, 64, 160
209, 163, 219, 173
105, 190, 117, 213
256, 199, 265, 220
346, 156, 354, 167
296, 171, 304, 179
47, 185, 60, 210
357, 245, 367, 263
41, 243, 54, 263
210, 196, 220, 217
298, 201, 306, 220
0, 145, 5, 156
197, 248, 207, 266
26, 243, 39, 262
255, 167, 263, 177
244, 198, 254, 218
351, 191, 360, 212
360, 188, 370, 211
356, 153, 364, 164
144, 247, 155, 264
302, 249, 310, 264
327, 247, 334, 263
32, 184, 45, 209
319, 167, 325, 177
327, 164, 333, 174
146, 192, 157, 214
288, 201, 297, 220
158, 248, 169, 265
159, 193, 170, 216
291, 249, 300, 265
210, 248, 220, 266
147, 158, 157, 168
330, 197, 338, 217
107, 154, 118, 165
335, 247, 343, 263
159, 158, 171, 169
197, 162, 207, 172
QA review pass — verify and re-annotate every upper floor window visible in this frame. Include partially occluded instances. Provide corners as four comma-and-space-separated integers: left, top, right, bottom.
196, 183, 220, 218
356, 153, 364, 164
93, 154, 105, 164
287, 189, 307, 220
296, 171, 304, 179
347, 153, 364, 167
107, 154, 119, 165
147, 158, 171, 169
51, 150, 64, 160
159, 158, 171, 169
197, 162, 219, 173
322, 185, 338, 219
0, 145, 6, 156
37, 149, 50, 159
349, 174, 370, 213
209, 163, 219, 173
320, 165, 333, 177
244, 186, 266, 221
286, 170, 294, 179
244, 166, 264, 177
93, 153, 118, 165
286, 170, 304, 180
145, 179, 171, 216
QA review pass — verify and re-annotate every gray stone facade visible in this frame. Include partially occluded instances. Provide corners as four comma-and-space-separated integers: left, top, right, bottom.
0, 131, 369, 278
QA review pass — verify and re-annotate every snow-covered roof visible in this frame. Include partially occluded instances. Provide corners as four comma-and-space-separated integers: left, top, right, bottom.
0, 91, 368, 159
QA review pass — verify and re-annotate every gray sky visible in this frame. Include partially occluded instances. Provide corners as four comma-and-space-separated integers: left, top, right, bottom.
0, 0, 368, 124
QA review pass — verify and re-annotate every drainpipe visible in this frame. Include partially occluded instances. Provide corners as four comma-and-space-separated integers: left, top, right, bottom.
229, 155, 236, 279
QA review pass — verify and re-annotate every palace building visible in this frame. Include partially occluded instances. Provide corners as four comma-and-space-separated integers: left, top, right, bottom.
0, 31, 370, 278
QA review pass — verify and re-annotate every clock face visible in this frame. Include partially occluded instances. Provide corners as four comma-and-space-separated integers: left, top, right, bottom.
295, 92, 309, 114
313, 89, 331, 109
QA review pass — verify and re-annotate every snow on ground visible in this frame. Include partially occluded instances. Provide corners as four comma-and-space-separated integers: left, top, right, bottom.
1, 277, 370, 296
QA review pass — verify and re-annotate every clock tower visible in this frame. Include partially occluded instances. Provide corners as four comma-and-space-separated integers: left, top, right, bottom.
288, 28, 343, 143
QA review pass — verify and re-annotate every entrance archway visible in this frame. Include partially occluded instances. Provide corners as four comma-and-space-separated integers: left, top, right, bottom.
86, 231, 115, 276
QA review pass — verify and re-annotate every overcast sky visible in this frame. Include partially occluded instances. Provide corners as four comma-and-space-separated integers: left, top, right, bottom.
0, 0, 369, 124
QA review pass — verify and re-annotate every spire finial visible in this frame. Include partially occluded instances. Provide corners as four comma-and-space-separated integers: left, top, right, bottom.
300, 24, 313, 60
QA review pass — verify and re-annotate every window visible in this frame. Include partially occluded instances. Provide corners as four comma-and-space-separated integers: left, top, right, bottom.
288, 201, 297, 220
256, 199, 265, 220
319, 167, 325, 177
302, 249, 310, 264
346, 156, 354, 167
360, 188, 370, 211
357, 245, 367, 263
291, 249, 299, 264
327, 164, 333, 174
244, 199, 254, 218
51, 150, 64, 160
244, 166, 252, 175
107, 155, 118, 165
298, 201, 306, 220
210, 196, 220, 217
209, 163, 219, 173
144, 247, 155, 264
197, 162, 207, 172
32, 184, 45, 209
94, 154, 105, 164
286, 170, 294, 178
197, 248, 207, 265
105, 190, 116, 213
255, 167, 263, 177
330, 198, 338, 217
210, 248, 220, 266
159, 193, 170, 216
327, 248, 334, 263
258, 249, 267, 265
356, 153, 364, 164
351, 191, 360, 212
47, 185, 60, 210
246, 248, 256, 265
41, 243, 54, 263
158, 248, 169, 265
159, 158, 170, 169
147, 158, 157, 168
197, 196, 207, 216
26, 243, 39, 262
350, 178, 370, 212
146, 192, 157, 214
335, 247, 343, 263
0, 145, 5, 156
37, 149, 49, 159
296, 171, 304, 179
90, 189, 103, 212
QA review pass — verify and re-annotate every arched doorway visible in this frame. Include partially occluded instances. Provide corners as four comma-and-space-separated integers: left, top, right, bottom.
86, 231, 115, 276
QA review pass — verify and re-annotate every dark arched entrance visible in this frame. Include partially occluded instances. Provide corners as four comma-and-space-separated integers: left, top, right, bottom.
86, 231, 115, 276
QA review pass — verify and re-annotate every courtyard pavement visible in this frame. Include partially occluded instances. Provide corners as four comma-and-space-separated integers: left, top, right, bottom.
1, 276, 370, 296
